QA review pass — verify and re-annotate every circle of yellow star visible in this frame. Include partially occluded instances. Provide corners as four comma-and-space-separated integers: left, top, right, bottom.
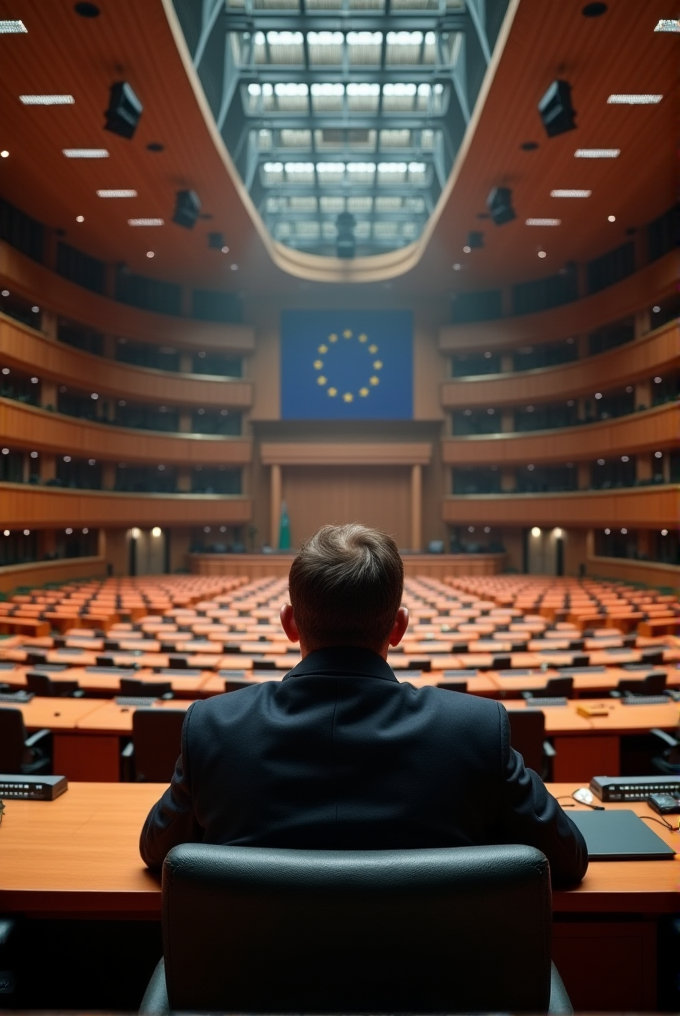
317, 375, 327, 385
343, 392, 354, 402
373, 360, 383, 370
358, 334, 367, 343
369, 376, 379, 386
318, 344, 328, 354
359, 387, 369, 397
327, 387, 337, 397
343, 329, 352, 339
368, 344, 378, 354
329, 333, 338, 343
314, 359, 323, 370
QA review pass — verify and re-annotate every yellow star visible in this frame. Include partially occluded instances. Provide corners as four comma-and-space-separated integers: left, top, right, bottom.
327, 387, 337, 397
314, 359, 323, 370
343, 392, 354, 402
358, 334, 367, 343
329, 333, 338, 343
359, 387, 369, 397
369, 376, 379, 386
317, 376, 327, 385
343, 329, 352, 339
318, 344, 328, 354
373, 360, 383, 370
368, 344, 378, 354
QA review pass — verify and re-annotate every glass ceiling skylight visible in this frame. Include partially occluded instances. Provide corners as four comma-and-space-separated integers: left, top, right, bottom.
172, 0, 510, 258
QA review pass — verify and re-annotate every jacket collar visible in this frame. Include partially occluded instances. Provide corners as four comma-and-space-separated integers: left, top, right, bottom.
283, 646, 398, 684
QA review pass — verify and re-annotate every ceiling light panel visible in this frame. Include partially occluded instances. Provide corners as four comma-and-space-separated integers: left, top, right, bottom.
526, 218, 561, 226
654, 19, 680, 32
607, 94, 662, 104
127, 218, 163, 226
0, 20, 27, 32
574, 148, 620, 157
63, 148, 109, 158
550, 189, 591, 197
20, 94, 74, 105
96, 189, 138, 198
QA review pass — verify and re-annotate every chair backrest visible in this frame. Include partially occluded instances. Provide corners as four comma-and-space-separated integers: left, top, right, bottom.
617, 671, 667, 696
223, 676, 254, 694
120, 678, 172, 698
132, 709, 186, 782
0, 707, 28, 771
436, 679, 468, 693
161, 842, 552, 1013
545, 676, 574, 698
508, 708, 546, 772
25, 671, 54, 696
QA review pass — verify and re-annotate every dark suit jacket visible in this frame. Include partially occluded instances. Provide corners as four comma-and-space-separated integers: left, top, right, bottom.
140, 647, 588, 886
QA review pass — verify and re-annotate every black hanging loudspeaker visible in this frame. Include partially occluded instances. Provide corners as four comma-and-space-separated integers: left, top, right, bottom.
104, 82, 143, 139
173, 190, 202, 230
487, 187, 516, 226
336, 212, 356, 259
467, 231, 484, 248
538, 80, 576, 138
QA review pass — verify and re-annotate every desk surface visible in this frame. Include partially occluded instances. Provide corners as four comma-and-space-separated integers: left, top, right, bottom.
0, 782, 677, 919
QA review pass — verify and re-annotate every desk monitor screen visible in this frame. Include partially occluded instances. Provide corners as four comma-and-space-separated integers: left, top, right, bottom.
567, 809, 676, 860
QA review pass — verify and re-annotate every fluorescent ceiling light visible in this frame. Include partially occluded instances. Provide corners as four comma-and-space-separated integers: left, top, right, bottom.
654, 19, 680, 32
574, 148, 620, 158
97, 189, 138, 198
526, 218, 561, 226
20, 94, 74, 105
63, 148, 109, 158
607, 94, 662, 104
550, 189, 591, 197
128, 218, 164, 226
0, 20, 27, 32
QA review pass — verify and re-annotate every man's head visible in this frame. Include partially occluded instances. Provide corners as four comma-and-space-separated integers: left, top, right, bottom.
282, 523, 407, 655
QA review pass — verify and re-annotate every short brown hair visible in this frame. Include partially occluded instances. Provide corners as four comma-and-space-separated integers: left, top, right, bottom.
288, 523, 403, 650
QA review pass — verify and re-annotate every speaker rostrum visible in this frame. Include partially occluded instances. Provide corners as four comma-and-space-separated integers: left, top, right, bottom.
538, 80, 576, 137
487, 187, 516, 226
104, 82, 143, 139
173, 190, 202, 230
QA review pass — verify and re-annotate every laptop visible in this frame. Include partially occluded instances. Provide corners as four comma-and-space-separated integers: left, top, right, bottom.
567, 809, 676, 860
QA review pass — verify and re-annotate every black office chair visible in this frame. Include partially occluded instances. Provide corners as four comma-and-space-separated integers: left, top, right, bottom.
140, 842, 572, 1015
508, 708, 556, 779
25, 671, 84, 698
223, 676, 255, 693
650, 726, 680, 775
436, 679, 468, 693
0, 708, 51, 774
123, 708, 186, 782
610, 672, 667, 698
119, 678, 173, 700
523, 676, 574, 701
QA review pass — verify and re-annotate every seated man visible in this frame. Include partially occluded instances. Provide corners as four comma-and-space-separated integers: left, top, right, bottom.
140, 523, 587, 886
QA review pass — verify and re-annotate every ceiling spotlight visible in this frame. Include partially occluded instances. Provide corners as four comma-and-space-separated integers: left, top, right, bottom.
654, 451, 663, 458
607, 214, 616, 222
652, 305, 661, 313
152, 526, 162, 537
230, 263, 239, 271
452, 263, 461, 271
0, 151, 8, 158
1, 290, 9, 297
221, 245, 230, 254
538, 80, 576, 137
604, 528, 611, 535
661, 529, 668, 536
105, 81, 143, 139
173, 189, 201, 229
620, 528, 627, 535
76, 215, 84, 222
31, 306, 39, 313
146, 251, 154, 258
531, 527, 541, 537
2, 530, 8, 536
463, 245, 472, 254
537, 250, 547, 258
65, 528, 73, 535
487, 187, 516, 225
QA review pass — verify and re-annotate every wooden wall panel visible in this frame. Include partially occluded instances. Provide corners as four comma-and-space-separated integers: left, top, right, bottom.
442, 487, 680, 528
0, 399, 252, 465
281, 466, 412, 548
0, 555, 106, 595
0, 317, 253, 408
261, 443, 432, 466
189, 552, 505, 581
587, 556, 680, 592
439, 252, 677, 353
0, 485, 252, 529
440, 323, 679, 408
0, 243, 255, 353
442, 403, 679, 466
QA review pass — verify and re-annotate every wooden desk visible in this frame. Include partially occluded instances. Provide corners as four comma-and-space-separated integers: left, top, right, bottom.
0, 782, 676, 1009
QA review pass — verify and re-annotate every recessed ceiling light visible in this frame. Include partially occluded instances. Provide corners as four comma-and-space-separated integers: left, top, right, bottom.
607, 214, 616, 221
146, 251, 155, 258
20, 94, 74, 105
607, 94, 662, 105
604, 528, 610, 535
0, 151, 9, 158
463, 245, 471, 253
537, 250, 547, 258
550, 189, 591, 198
652, 305, 661, 312
128, 218, 163, 226
620, 528, 627, 535
575, 149, 620, 158
96, 188, 137, 198
0, 20, 27, 33
76, 215, 84, 222
31, 305, 39, 313
654, 451, 663, 458
452, 263, 461, 270
661, 529, 668, 536
65, 528, 73, 535
221, 245, 230, 253
230, 263, 238, 270
1, 290, 9, 297
526, 218, 560, 226
654, 19, 680, 32
63, 148, 108, 158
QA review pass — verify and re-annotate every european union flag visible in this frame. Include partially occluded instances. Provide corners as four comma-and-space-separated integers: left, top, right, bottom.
281, 310, 413, 420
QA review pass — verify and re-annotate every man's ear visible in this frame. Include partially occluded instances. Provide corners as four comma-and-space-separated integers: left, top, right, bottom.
280, 603, 300, 644
388, 606, 409, 647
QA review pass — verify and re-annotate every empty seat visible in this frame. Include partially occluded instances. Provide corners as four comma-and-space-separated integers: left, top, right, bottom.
0, 708, 51, 774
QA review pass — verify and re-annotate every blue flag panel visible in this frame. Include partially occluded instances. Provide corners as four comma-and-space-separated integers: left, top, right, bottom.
280, 310, 413, 420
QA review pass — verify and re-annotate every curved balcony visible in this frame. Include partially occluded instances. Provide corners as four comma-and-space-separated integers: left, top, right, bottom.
0, 242, 254, 353
439, 251, 676, 354
440, 322, 679, 410
0, 317, 253, 408
441, 402, 679, 467
0, 399, 252, 465
0, 483, 252, 529
442, 485, 680, 529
